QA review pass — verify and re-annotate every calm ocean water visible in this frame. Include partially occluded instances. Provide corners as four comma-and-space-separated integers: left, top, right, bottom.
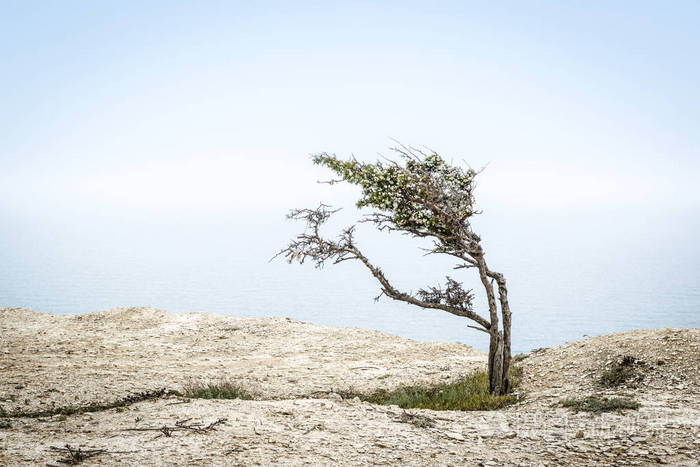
2, 205, 698, 354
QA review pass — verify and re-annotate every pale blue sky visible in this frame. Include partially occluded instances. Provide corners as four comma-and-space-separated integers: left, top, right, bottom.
1, 1, 699, 220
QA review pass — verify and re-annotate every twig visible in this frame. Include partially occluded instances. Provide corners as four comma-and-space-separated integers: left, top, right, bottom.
303, 423, 324, 434
164, 400, 191, 406
48, 445, 134, 465
225, 447, 246, 454
123, 418, 227, 439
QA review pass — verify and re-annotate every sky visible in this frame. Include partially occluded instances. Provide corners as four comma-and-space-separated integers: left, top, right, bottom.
1, 0, 699, 222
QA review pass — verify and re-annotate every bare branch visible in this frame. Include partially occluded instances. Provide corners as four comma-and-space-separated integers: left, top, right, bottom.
467, 325, 490, 334
349, 247, 491, 330
272, 205, 356, 268
274, 204, 491, 331
373, 290, 386, 302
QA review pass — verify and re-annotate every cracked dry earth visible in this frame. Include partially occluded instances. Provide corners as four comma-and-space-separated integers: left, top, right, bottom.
0, 307, 698, 466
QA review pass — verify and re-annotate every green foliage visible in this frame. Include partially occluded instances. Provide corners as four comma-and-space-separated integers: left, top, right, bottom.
561, 396, 641, 413
312, 151, 477, 246
510, 364, 523, 381
598, 355, 645, 388
347, 368, 521, 411
182, 380, 254, 400
512, 353, 529, 363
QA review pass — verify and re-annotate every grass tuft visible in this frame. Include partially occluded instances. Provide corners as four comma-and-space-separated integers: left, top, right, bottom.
561, 396, 641, 413
182, 380, 254, 400
399, 411, 435, 428
598, 355, 645, 388
512, 353, 529, 363
346, 368, 521, 411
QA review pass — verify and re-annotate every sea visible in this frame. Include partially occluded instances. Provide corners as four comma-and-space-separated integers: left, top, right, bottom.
2, 204, 698, 354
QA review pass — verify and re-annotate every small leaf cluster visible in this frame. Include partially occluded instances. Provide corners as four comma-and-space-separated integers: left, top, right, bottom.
417, 276, 474, 312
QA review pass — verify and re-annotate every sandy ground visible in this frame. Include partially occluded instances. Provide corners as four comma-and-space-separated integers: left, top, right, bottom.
0, 307, 698, 466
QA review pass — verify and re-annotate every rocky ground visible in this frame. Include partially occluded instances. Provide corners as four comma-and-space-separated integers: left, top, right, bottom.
0, 307, 698, 466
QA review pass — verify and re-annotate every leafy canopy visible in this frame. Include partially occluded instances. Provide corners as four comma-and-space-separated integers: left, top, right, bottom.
312, 148, 479, 251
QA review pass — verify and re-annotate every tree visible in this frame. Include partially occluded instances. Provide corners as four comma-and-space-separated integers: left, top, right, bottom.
277, 145, 513, 395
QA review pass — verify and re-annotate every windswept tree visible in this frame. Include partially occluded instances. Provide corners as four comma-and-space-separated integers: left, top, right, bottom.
277, 145, 513, 395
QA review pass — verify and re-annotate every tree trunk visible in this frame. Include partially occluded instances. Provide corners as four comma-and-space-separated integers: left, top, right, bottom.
477, 254, 512, 396
493, 273, 512, 394
476, 255, 501, 394
488, 330, 504, 395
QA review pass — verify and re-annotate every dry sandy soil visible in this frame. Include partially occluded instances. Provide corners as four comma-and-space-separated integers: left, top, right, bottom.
0, 307, 698, 466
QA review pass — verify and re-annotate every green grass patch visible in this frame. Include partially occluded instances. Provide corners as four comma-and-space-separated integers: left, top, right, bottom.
561, 396, 641, 413
182, 380, 254, 400
346, 368, 521, 411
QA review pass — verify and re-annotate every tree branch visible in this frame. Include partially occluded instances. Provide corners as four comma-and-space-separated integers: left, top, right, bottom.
276, 205, 491, 331
349, 246, 491, 330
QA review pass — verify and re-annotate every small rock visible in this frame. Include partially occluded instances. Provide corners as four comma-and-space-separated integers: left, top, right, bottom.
445, 431, 465, 441
575, 430, 584, 439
